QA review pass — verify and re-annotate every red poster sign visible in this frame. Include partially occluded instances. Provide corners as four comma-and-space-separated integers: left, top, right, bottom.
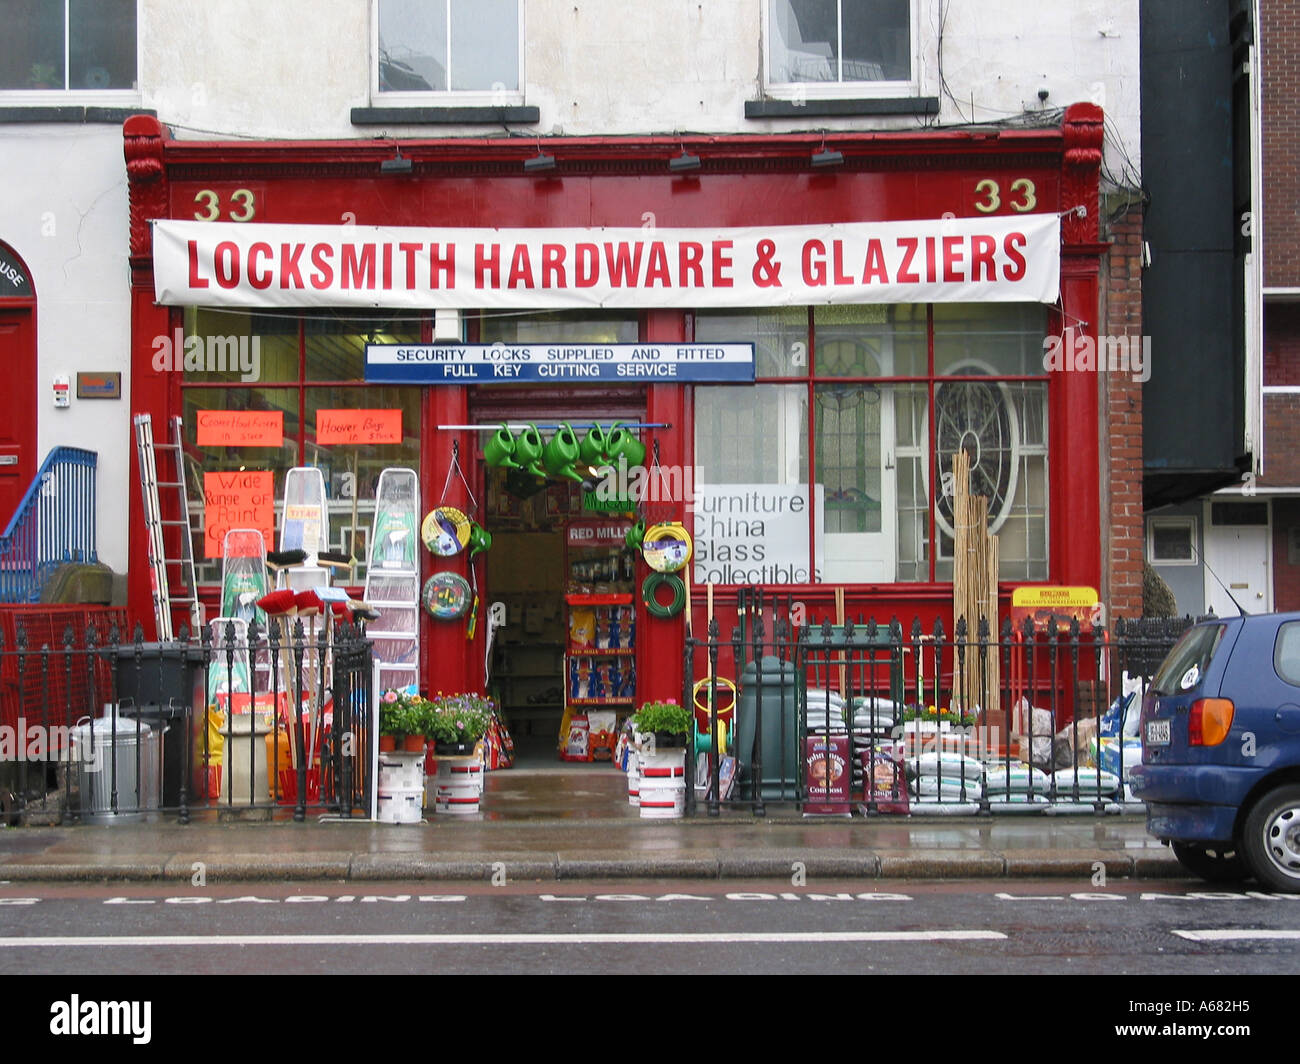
204, 470, 275, 559
196, 410, 283, 447
316, 408, 402, 444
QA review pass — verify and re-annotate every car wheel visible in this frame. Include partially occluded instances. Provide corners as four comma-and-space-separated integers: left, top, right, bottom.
1170, 842, 1249, 883
1241, 784, 1300, 894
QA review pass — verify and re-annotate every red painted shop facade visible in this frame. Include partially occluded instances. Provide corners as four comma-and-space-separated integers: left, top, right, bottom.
122, 105, 1107, 711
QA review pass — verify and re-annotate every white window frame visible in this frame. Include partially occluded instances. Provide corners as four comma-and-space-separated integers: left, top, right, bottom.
1148, 515, 1198, 567
761, 0, 920, 100
371, 0, 525, 106
0, 0, 140, 103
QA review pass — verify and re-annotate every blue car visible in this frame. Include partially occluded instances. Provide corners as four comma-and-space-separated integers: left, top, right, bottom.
1131, 611, 1300, 891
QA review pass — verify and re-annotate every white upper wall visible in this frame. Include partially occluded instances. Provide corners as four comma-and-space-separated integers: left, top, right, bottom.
138, 0, 1140, 177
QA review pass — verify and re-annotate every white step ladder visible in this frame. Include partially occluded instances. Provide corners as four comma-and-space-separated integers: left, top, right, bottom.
134, 414, 201, 640
363, 467, 421, 693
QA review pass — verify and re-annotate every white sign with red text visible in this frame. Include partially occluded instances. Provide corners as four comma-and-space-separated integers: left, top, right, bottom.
152, 215, 1060, 310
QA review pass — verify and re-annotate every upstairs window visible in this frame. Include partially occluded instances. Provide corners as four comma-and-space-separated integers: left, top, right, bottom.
0, 0, 137, 92
766, 0, 913, 93
376, 0, 520, 97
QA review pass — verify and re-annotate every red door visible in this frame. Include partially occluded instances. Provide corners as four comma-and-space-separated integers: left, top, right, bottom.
0, 308, 37, 529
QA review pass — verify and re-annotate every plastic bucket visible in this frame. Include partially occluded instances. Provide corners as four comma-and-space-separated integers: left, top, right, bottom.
434, 756, 482, 815
639, 749, 686, 779
377, 787, 424, 824
638, 777, 685, 819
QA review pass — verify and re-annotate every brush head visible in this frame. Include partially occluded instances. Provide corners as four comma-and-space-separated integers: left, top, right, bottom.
266, 548, 309, 570
293, 590, 323, 617
317, 550, 352, 569
257, 589, 298, 616
351, 606, 380, 622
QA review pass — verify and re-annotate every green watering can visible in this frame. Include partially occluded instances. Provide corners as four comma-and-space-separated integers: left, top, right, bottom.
542, 422, 585, 482
514, 423, 546, 478
484, 425, 520, 469
605, 423, 647, 470
580, 424, 610, 471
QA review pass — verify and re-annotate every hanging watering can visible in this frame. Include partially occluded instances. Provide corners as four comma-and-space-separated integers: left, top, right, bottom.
468, 522, 493, 558
606, 424, 647, 470
580, 423, 610, 471
542, 422, 585, 482
513, 423, 546, 478
624, 518, 647, 551
484, 424, 520, 469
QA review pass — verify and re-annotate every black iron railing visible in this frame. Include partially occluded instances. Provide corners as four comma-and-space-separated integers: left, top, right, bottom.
686, 606, 1200, 817
0, 618, 374, 824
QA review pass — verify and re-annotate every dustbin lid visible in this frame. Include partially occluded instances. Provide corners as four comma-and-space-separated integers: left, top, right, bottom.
740, 655, 798, 683
71, 712, 156, 747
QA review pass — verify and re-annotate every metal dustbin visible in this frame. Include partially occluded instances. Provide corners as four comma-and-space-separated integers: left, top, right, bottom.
737, 655, 799, 799
120, 699, 188, 809
70, 710, 163, 822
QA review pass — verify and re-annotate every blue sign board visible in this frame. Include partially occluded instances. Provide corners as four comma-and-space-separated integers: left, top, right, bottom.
364, 343, 755, 385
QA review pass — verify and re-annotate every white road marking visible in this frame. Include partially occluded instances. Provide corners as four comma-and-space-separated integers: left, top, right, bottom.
0, 930, 1005, 948
1173, 929, 1300, 942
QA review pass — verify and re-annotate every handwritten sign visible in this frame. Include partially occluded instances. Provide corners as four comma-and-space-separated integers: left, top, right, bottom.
316, 409, 402, 445
204, 470, 274, 559
197, 410, 283, 447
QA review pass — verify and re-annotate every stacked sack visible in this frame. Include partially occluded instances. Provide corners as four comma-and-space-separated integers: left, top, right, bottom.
849, 696, 899, 797
906, 751, 985, 803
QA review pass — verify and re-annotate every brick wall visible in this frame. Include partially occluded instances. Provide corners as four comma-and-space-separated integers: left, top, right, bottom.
1263, 0, 1300, 288
1102, 206, 1144, 619
1260, 393, 1300, 486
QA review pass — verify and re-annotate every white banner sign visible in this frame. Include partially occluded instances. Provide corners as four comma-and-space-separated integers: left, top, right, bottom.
692, 483, 825, 585
152, 215, 1060, 310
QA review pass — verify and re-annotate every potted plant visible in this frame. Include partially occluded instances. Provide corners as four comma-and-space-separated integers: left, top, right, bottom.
379, 689, 428, 753
426, 692, 492, 756
632, 700, 692, 749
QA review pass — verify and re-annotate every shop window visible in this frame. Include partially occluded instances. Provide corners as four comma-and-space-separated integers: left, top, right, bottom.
376, 0, 521, 97
180, 308, 421, 587
694, 303, 1050, 586
766, 0, 914, 94
0, 0, 137, 91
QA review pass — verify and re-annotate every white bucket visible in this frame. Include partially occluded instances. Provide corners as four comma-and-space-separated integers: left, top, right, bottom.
378, 752, 425, 793
377, 786, 424, 824
435, 756, 482, 815
638, 749, 686, 779
639, 776, 685, 818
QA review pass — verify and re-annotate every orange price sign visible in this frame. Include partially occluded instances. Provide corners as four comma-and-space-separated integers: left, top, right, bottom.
196, 410, 283, 447
203, 470, 275, 559
316, 409, 402, 445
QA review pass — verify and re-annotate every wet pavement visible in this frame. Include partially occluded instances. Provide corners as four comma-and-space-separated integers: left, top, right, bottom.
0, 762, 1188, 883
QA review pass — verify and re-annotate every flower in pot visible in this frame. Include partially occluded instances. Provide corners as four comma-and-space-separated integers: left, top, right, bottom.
426, 692, 493, 755
632, 700, 691, 749
379, 689, 427, 752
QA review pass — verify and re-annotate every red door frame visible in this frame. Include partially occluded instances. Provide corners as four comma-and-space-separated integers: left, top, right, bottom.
0, 241, 38, 531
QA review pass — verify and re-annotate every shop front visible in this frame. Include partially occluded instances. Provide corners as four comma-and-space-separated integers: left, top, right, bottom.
123, 106, 1106, 759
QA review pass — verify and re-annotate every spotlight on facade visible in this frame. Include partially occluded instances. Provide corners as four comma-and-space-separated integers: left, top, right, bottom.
811, 148, 844, 169
524, 151, 557, 173
380, 149, 413, 174
668, 150, 701, 172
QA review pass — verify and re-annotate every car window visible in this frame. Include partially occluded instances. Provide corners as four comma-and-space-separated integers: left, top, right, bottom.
1151, 623, 1226, 695
1275, 622, 1300, 687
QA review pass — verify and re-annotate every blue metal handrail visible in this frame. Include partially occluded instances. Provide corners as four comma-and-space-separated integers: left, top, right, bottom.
0, 447, 98, 602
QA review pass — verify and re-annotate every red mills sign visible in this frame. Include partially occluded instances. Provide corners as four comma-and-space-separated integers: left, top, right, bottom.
152, 216, 1060, 310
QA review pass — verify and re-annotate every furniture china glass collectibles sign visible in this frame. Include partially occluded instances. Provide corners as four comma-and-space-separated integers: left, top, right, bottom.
364, 343, 756, 384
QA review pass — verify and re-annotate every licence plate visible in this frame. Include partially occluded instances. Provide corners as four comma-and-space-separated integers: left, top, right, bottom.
1146, 719, 1171, 746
